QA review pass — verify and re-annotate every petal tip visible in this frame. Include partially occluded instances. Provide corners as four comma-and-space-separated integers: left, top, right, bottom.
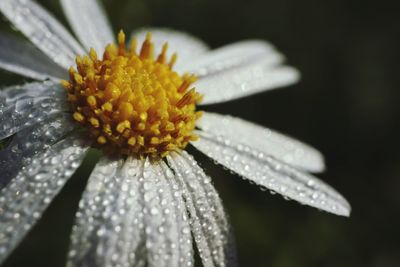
321, 194, 351, 217
309, 151, 326, 173
285, 66, 301, 85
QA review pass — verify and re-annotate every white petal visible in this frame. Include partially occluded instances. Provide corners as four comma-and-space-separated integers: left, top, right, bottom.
0, 82, 68, 140
159, 161, 195, 267
67, 157, 194, 267
0, 113, 76, 189
0, 81, 64, 105
0, 97, 67, 140
0, 34, 66, 80
0, 0, 85, 69
66, 157, 140, 267
140, 158, 194, 267
0, 134, 88, 264
183, 40, 283, 77
168, 152, 237, 267
168, 151, 238, 266
131, 28, 209, 70
192, 132, 351, 217
196, 61, 299, 105
60, 0, 114, 53
197, 112, 325, 173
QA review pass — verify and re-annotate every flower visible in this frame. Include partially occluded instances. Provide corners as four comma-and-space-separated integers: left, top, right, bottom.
0, 0, 351, 266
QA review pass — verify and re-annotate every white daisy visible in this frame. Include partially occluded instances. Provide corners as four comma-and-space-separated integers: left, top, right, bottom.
0, 0, 351, 266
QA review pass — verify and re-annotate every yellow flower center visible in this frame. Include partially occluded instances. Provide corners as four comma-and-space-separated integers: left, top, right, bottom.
62, 31, 202, 158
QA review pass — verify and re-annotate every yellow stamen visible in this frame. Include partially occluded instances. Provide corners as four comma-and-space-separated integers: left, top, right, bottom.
63, 30, 202, 158
157, 43, 169, 64
73, 112, 85, 122
87, 95, 97, 106
97, 136, 107, 144
140, 32, 154, 60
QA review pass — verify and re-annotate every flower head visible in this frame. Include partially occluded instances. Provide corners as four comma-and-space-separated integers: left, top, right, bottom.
64, 31, 202, 157
0, 0, 351, 266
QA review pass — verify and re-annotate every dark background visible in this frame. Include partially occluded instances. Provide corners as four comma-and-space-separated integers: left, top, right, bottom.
1, 0, 400, 266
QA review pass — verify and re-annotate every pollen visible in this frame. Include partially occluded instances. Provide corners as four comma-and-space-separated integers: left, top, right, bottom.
62, 31, 202, 158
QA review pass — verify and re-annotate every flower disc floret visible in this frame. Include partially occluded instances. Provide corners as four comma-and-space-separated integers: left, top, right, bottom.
62, 31, 202, 157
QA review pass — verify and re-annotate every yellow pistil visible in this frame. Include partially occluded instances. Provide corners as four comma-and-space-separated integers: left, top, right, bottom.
62, 30, 202, 158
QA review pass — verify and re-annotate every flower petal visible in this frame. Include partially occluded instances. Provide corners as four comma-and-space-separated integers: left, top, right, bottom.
180, 39, 298, 105
66, 157, 141, 267
184, 40, 283, 77
0, 134, 88, 264
0, 0, 85, 69
0, 113, 76, 189
0, 81, 64, 105
196, 61, 299, 105
67, 157, 194, 267
159, 161, 195, 267
0, 82, 68, 140
168, 151, 237, 267
192, 132, 351, 217
140, 158, 194, 267
0, 33, 66, 80
60, 0, 114, 53
131, 28, 209, 70
197, 112, 325, 173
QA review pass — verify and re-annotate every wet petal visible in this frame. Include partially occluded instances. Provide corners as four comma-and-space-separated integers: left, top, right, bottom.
67, 157, 194, 267
0, 33, 66, 80
60, 0, 114, 53
184, 40, 283, 77
196, 62, 299, 105
192, 132, 351, 217
66, 157, 141, 267
0, 81, 64, 105
197, 112, 325, 173
0, 134, 88, 264
0, 82, 68, 140
0, 0, 85, 69
139, 158, 194, 267
131, 28, 209, 70
168, 151, 238, 267
181, 39, 299, 105
0, 113, 76, 189
168, 152, 237, 267
159, 161, 195, 267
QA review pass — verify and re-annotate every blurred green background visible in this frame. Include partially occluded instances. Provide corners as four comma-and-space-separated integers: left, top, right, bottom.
1, 0, 399, 266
